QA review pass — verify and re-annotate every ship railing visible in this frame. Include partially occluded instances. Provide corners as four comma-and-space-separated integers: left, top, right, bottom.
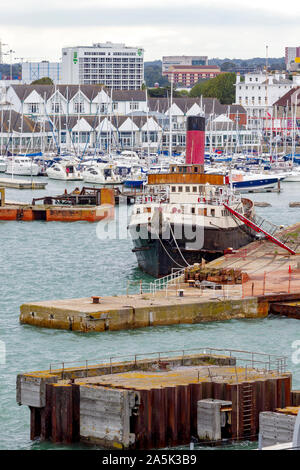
48, 347, 288, 377
134, 195, 242, 207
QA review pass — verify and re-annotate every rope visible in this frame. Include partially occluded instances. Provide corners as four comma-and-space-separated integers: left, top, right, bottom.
152, 227, 185, 268
168, 220, 190, 267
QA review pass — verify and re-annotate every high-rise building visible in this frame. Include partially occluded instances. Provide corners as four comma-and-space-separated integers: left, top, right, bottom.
285, 47, 300, 71
162, 55, 208, 74
22, 61, 61, 84
61, 42, 144, 89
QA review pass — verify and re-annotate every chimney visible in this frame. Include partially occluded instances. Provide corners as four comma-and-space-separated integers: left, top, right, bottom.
185, 116, 205, 167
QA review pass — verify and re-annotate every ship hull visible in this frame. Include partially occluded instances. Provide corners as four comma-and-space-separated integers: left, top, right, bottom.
130, 223, 255, 278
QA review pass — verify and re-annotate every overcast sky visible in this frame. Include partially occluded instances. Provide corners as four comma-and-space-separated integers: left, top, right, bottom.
1, 0, 299, 62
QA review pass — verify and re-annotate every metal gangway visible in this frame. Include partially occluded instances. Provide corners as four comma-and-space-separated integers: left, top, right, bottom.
224, 203, 296, 255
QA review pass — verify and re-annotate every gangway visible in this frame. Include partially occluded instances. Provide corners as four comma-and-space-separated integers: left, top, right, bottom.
223, 203, 296, 255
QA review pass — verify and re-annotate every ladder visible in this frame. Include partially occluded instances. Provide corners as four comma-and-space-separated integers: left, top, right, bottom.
224, 203, 296, 255
242, 383, 253, 438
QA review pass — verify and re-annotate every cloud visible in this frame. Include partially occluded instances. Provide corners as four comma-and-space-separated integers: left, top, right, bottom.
0, 5, 297, 28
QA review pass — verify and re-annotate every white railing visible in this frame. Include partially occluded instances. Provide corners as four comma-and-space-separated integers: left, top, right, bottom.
126, 268, 186, 296
149, 267, 186, 294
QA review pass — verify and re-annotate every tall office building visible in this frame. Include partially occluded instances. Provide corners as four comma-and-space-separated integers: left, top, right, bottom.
285, 47, 300, 71
162, 55, 208, 74
61, 42, 144, 89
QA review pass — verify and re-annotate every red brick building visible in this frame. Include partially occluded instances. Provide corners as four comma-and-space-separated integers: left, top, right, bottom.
164, 65, 221, 88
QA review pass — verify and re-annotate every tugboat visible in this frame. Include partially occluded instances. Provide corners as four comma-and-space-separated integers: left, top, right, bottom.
129, 116, 257, 278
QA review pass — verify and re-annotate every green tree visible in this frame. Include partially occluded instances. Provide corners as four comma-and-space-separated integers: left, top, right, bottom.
221, 61, 236, 72
31, 77, 53, 85
189, 73, 236, 104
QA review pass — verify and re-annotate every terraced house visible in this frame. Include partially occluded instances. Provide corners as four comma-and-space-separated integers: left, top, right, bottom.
1, 84, 255, 154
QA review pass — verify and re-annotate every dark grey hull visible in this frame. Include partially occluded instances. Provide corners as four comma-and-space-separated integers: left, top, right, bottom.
130, 223, 255, 278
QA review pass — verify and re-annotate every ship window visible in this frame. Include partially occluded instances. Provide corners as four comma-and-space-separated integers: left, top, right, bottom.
178, 186, 183, 192
171, 186, 176, 192
185, 186, 190, 192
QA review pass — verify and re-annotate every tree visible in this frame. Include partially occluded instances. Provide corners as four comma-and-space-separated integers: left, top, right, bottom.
221, 61, 236, 72
189, 73, 236, 104
31, 77, 53, 85
144, 63, 170, 87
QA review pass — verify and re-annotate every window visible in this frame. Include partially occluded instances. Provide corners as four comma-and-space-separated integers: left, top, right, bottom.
130, 102, 139, 110
51, 102, 61, 113
178, 186, 183, 192
211, 209, 215, 217
191, 207, 195, 214
74, 102, 85, 113
192, 186, 197, 192
171, 186, 176, 192
185, 186, 190, 192
28, 103, 39, 114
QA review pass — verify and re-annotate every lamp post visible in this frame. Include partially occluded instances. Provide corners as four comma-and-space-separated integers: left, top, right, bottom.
9, 49, 15, 81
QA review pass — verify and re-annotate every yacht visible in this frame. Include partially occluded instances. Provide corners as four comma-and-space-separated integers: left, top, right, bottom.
82, 163, 122, 185
0, 157, 7, 173
46, 163, 83, 181
6, 157, 40, 176
123, 165, 147, 188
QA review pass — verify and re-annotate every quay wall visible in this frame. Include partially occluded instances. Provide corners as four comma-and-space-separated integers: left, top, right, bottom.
19, 296, 268, 332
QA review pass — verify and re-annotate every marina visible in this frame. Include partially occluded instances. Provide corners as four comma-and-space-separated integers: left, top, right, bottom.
2, 11, 300, 453
2, 118, 300, 450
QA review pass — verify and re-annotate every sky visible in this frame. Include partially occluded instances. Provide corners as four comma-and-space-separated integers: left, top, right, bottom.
0, 0, 299, 63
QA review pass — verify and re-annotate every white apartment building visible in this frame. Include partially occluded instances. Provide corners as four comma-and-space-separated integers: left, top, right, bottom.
235, 72, 299, 118
162, 55, 208, 74
61, 42, 144, 89
22, 61, 61, 84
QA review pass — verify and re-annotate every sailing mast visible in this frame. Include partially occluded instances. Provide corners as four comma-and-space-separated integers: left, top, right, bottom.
168, 75, 173, 158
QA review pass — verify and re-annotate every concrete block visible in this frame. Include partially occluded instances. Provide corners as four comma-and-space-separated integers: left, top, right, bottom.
16, 374, 58, 407
259, 412, 297, 448
197, 399, 232, 441
79, 385, 138, 448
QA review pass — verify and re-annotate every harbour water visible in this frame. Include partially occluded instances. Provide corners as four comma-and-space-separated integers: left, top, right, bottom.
1, 178, 300, 450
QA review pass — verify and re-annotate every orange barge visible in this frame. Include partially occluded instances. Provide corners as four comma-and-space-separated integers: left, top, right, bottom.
0, 187, 114, 222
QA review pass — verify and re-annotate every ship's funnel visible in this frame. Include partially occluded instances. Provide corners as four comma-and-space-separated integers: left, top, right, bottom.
185, 116, 205, 165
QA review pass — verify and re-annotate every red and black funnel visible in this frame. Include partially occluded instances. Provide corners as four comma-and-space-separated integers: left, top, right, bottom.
185, 116, 205, 165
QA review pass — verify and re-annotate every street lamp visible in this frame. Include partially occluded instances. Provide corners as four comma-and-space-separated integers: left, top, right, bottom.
8, 49, 15, 80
